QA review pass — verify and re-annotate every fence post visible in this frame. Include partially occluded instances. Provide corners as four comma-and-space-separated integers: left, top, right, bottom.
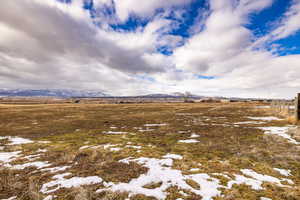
295, 93, 300, 121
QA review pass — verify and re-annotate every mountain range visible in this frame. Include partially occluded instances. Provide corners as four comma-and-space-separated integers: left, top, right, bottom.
0, 89, 108, 98
0, 89, 206, 98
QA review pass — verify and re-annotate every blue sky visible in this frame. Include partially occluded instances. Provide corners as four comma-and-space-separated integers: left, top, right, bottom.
82, 0, 300, 56
0, 0, 300, 98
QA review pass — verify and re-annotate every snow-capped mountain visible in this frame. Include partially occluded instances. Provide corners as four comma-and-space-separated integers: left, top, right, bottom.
0, 89, 108, 98
139, 93, 204, 98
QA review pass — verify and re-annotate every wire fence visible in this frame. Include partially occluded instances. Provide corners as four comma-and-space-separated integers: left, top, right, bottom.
270, 94, 299, 121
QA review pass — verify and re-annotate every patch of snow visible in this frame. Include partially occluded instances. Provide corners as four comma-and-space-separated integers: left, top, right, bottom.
99, 157, 223, 200
273, 168, 292, 177
9, 137, 33, 145
138, 129, 155, 132
0, 136, 33, 145
186, 173, 222, 200
228, 174, 265, 190
0, 151, 21, 163
79, 145, 91, 150
90, 145, 103, 149
53, 172, 72, 179
190, 168, 200, 172
234, 121, 265, 125
43, 195, 53, 200
242, 169, 281, 184
144, 124, 167, 127
190, 133, 200, 138
178, 131, 188, 134
178, 139, 199, 143
1, 196, 17, 200
37, 149, 48, 153
14, 161, 51, 170
38, 141, 51, 144
126, 145, 142, 149
179, 191, 188, 196
103, 144, 117, 149
255, 106, 271, 109
248, 116, 282, 121
41, 166, 71, 173
24, 154, 41, 161
163, 153, 183, 160
228, 169, 293, 190
103, 131, 127, 135
110, 147, 122, 152
258, 127, 299, 144
41, 172, 102, 194
260, 197, 272, 200
282, 178, 294, 185
102, 144, 122, 151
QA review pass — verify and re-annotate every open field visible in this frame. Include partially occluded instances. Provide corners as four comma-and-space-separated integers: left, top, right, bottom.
0, 102, 300, 200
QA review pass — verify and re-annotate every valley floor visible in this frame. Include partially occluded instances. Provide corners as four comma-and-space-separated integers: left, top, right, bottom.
0, 103, 299, 200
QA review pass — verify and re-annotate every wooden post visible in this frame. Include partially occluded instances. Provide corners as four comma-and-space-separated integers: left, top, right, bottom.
295, 93, 300, 121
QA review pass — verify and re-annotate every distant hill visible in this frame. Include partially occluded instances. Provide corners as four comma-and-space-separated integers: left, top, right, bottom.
139, 93, 204, 98
0, 89, 108, 98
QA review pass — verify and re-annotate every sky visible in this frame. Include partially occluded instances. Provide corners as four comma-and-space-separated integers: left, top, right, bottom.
0, 0, 300, 98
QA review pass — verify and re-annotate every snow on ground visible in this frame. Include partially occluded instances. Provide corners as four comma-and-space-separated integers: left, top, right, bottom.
40, 172, 102, 194
37, 149, 48, 153
144, 124, 167, 127
0, 134, 296, 199
190, 133, 200, 138
126, 145, 142, 149
0, 136, 33, 145
273, 168, 292, 177
110, 147, 122, 152
178, 139, 199, 143
258, 127, 299, 144
255, 106, 271, 109
162, 153, 183, 160
13, 161, 51, 170
103, 131, 127, 135
138, 129, 155, 132
79, 144, 122, 152
260, 197, 272, 200
234, 121, 265, 125
248, 116, 282, 121
227, 169, 293, 190
41, 166, 71, 173
103, 144, 118, 149
98, 157, 223, 200
241, 169, 282, 185
23, 154, 42, 161
178, 131, 188, 133
79, 145, 91, 150
97, 157, 294, 200
38, 141, 51, 144
1, 196, 17, 200
0, 151, 22, 163
43, 195, 54, 200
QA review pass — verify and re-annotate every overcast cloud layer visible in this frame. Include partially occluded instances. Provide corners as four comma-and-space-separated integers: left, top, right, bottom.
0, 0, 300, 98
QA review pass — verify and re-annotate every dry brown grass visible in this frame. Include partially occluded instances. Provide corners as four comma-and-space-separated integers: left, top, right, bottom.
0, 102, 300, 199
